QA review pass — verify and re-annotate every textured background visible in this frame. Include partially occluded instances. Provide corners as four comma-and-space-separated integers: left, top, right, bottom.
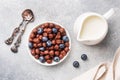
0, 0, 120, 80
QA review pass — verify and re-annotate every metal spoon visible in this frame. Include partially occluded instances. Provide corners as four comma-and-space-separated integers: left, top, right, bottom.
4, 20, 22, 45
5, 9, 34, 53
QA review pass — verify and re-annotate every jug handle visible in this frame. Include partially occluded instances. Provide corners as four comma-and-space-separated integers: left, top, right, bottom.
103, 8, 115, 20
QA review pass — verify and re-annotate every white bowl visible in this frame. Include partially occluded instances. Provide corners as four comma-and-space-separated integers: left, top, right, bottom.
28, 21, 71, 66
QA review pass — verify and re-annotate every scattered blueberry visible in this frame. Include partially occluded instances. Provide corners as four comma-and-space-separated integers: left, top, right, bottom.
81, 54, 87, 61
54, 57, 60, 62
62, 36, 69, 42
52, 28, 57, 33
46, 40, 52, 47
37, 28, 43, 34
39, 56, 45, 63
39, 47, 45, 51
42, 36, 48, 42
28, 42, 33, 49
73, 61, 79, 68
59, 44, 65, 49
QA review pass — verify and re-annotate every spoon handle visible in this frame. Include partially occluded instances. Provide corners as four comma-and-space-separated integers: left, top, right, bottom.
5, 21, 23, 45
11, 21, 28, 53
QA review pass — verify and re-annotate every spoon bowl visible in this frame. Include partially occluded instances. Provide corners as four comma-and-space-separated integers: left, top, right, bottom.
22, 9, 34, 21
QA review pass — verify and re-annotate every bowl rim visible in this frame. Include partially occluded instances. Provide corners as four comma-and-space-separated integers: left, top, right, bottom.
27, 21, 71, 66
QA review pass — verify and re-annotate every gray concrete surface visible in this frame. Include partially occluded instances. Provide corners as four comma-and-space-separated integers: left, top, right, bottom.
0, 0, 120, 80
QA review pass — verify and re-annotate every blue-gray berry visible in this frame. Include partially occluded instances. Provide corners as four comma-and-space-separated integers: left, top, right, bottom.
54, 57, 60, 62
46, 40, 52, 47
73, 61, 79, 68
81, 54, 87, 61
52, 28, 57, 33
28, 42, 33, 49
59, 44, 65, 49
42, 36, 48, 42
37, 28, 43, 34
39, 56, 45, 63
39, 47, 45, 51
62, 36, 69, 42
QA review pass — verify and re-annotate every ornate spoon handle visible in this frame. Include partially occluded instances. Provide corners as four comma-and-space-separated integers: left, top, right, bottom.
11, 21, 28, 53
5, 21, 23, 45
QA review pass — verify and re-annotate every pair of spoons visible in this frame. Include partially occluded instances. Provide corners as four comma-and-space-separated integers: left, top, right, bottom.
5, 9, 34, 53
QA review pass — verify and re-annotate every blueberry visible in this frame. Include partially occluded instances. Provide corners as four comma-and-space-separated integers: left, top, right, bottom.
42, 37, 48, 42
37, 28, 43, 34
39, 56, 45, 63
46, 40, 52, 47
39, 47, 45, 51
59, 44, 65, 49
81, 54, 87, 61
28, 42, 33, 49
52, 28, 57, 33
54, 57, 60, 62
73, 61, 79, 68
62, 36, 69, 42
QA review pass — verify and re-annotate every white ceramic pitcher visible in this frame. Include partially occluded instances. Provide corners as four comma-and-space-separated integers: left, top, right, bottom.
74, 8, 115, 45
